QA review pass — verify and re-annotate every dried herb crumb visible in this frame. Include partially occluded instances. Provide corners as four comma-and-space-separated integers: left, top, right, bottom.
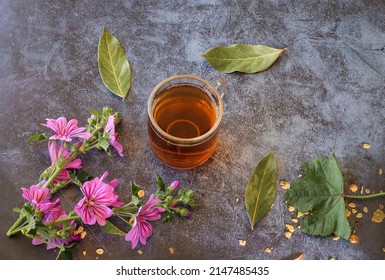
238, 239, 246, 246
96, 248, 104, 255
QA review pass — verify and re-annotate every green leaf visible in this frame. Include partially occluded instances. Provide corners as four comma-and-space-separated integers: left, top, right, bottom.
101, 220, 126, 236
284, 154, 351, 239
202, 44, 286, 73
130, 181, 140, 205
28, 133, 48, 142
98, 26, 131, 100
56, 243, 76, 260
70, 170, 93, 187
155, 174, 165, 192
244, 152, 277, 230
98, 136, 110, 152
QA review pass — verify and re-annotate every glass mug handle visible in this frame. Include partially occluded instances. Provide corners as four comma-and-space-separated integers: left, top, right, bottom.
210, 77, 228, 98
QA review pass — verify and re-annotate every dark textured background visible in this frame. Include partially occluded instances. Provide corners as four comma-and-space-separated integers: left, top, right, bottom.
0, 0, 384, 260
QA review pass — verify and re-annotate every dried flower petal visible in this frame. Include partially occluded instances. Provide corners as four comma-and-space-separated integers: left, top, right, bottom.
238, 239, 246, 246
297, 212, 304, 218
169, 247, 175, 254
74, 226, 84, 235
363, 206, 368, 213
280, 180, 291, 190
352, 209, 358, 214
82, 250, 87, 256
348, 202, 356, 208
349, 184, 358, 193
284, 231, 292, 239
285, 224, 295, 233
137, 250, 143, 255
96, 248, 104, 255
365, 188, 371, 194
332, 235, 340, 241
265, 247, 272, 253
80, 231, 87, 239
349, 234, 359, 244
379, 168, 383, 175
288, 206, 296, 212
346, 209, 351, 217
292, 218, 298, 223
371, 209, 385, 223
138, 190, 145, 198
356, 213, 363, 219
379, 204, 384, 210
362, 142, 371, 149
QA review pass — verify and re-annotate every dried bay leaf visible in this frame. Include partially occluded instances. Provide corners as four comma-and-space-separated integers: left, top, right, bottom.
98, 26, 131, 100
284, 155, 351, 239
202, 44, 286, 73
245, 152, 277, 230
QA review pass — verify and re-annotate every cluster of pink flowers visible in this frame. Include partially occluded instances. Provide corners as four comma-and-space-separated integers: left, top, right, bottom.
11, 110, 194, 258
21, 183, 80, 249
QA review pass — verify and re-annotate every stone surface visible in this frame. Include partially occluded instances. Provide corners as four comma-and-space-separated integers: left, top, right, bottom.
0, 0, 384, 260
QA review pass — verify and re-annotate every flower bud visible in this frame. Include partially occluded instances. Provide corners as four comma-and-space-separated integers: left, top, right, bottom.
170, 180, 179, 190
179, 208, 191, 217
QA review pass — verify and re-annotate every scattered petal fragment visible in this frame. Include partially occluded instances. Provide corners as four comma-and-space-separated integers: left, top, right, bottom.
280, 180, 290, 190
332, 235, 340, 241
284, 231, 292, 239
371, 209, 385, 223
349, 184, 358, 193
239, 239, 246, 246
96, 248, 104, 255
285, 224, 295, 233
362, 142, 371, 149
348, 202, 356, 208
349, 234, 359, 244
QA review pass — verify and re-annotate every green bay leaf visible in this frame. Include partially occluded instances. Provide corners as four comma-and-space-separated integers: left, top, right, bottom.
245, 152, 277, 230
284, 154, 351, 239
98, 26, 131, 100
202, 44, 286, 73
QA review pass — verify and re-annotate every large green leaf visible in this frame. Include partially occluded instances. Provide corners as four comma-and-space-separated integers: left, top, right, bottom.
284, 155, 351, 239
202, 44, 286, 73
98, 26, 131, 100
245, 152, 277, 230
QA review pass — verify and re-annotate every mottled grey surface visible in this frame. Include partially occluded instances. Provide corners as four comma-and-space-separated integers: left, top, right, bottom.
0, 0, 384, 260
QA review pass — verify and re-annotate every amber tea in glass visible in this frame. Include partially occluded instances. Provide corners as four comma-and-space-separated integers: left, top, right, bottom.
147, 75, 225, 169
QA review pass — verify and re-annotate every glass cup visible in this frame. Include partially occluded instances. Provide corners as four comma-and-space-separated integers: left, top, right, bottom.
147, 74, 226, 169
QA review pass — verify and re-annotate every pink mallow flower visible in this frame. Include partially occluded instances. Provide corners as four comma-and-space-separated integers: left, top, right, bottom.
48, 141, 82, 183
43, 117, 92, 142
75, 171, 123, 226
32, 207, 81, 250
125, 194, 165, 249
104, 115, 123, 157
48, 141, 82, 184
21, 184, 60, 214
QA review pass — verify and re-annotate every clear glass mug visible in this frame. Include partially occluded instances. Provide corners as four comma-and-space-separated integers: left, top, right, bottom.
147, 74, 226, 169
